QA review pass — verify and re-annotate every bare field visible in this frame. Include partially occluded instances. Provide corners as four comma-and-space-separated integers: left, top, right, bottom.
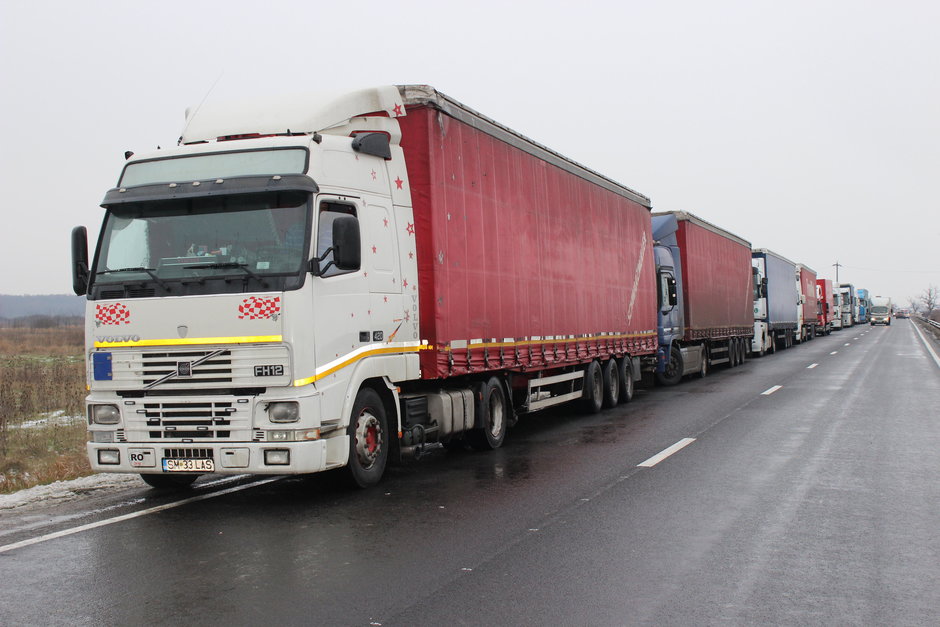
0, 326, 90, 494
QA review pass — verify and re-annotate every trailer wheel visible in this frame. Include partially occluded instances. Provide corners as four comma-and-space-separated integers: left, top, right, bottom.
617, 356, 634, 403
345, 387, 388, 488
582, 360, 604, 413
728, 340, 738, 368
656, 345, 683, 386
601, 359, 620, 408
140, 474, 198, 490
739, 339, 747, 364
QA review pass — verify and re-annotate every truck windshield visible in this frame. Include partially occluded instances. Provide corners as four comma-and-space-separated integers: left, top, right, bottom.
871, 306, 890, 315
93, 191, 310, 292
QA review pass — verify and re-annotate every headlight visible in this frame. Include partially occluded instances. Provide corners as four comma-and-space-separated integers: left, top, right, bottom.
268, 401, 300, 423
266, 429, 320, 442
91, 404, 121, 425
98, 449, 121, 465
264, 449, 291, 465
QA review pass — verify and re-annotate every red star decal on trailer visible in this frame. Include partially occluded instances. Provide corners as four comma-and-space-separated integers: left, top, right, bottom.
408, 251, 414, 259
383, 218, 389, 227
371, 170, 377, 180
402, 278, 408, 288
395, 177, 404, 190
372, 245, 377, 254
384, 296, 388, 303
406, 222, 415, 235
393, 103, 403, 117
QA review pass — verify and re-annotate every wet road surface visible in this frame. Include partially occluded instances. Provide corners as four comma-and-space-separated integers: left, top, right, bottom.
2, 320, 938, 625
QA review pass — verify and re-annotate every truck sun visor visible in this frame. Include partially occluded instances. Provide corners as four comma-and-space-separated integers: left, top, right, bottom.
100, 174, 318, 208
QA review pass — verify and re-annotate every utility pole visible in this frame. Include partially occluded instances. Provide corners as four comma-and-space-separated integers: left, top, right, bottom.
833, 261, 842, 284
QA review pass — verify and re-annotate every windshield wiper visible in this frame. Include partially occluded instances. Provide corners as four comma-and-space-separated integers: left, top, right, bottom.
96, 267, 170, 290
182, 262, 269, 288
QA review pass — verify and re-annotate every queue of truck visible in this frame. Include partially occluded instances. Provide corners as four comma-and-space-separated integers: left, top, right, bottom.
69, 85, 890, 488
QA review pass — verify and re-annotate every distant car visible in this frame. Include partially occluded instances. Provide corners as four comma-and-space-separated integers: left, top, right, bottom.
895, 309, 911, 319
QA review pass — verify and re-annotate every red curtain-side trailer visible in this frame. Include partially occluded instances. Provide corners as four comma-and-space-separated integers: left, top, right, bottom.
397, 94, 658, 381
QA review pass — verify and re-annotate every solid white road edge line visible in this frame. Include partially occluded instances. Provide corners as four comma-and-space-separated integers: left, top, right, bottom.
761, 385, 783, 395
0, 477, 281, 555
637, 438, 696, 468
910, 320, 940, 369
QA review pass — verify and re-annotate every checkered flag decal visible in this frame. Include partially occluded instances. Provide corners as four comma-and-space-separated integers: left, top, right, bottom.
238, 296, 281, 320
95, 303, 131, 326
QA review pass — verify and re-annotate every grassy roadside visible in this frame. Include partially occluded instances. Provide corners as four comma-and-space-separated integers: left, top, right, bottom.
0, 326, 91, 494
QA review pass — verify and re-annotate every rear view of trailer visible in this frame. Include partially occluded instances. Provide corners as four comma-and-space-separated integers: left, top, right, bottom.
796, 264, 818, 341
397, 87, 658, 384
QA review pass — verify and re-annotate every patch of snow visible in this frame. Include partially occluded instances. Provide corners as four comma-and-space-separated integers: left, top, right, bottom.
0, 473, 141, 510
8, 411, 84, 430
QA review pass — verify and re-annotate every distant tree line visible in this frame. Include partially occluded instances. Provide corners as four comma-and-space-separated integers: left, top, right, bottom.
0, 315, 83, 329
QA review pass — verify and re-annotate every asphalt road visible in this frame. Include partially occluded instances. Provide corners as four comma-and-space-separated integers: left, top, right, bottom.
2, 319, 938, 626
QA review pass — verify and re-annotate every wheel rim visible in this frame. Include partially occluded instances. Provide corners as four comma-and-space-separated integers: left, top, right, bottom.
354, 410, 383, 469
487, 391, 504, 437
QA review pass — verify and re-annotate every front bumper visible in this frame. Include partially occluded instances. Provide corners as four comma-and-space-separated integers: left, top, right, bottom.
87, 439, 337, 475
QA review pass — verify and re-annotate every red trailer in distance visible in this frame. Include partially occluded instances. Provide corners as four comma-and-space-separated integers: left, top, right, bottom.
815, 278, 836, 335
796, 264, 818, 342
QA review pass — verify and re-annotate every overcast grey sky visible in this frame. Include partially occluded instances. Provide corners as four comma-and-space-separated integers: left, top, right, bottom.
1, 0, 937, 304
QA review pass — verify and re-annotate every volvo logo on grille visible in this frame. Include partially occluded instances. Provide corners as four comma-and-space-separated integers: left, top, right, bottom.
177, 362, 193, 377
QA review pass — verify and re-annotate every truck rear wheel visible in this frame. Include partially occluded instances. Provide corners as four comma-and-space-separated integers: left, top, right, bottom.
345, 387, 389, 488
140, 474, 198, 490
696, 349, 708, 378
601, 359, 620, 408
468, 377, 507, 451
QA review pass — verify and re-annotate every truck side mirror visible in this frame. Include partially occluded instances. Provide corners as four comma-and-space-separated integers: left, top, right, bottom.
667, 277, 678, 307
71, 226, 89, 296
332, 215, 361, 271
761, 277, 768, 298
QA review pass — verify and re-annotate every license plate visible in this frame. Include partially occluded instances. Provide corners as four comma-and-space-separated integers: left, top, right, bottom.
162, 458, 214, 472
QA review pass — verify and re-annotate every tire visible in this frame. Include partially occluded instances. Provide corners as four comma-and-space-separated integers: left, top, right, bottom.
582, 360, 604, 413
601, 359, 620, 409
617, 356, 634, 403
140, 473, 198, 490
345, 387, 389, 488
656, 345, 683, 386
696, 348, 708, 379
728, 339, 738, 368
768, 334, 776, 354
467, 377, 508, 451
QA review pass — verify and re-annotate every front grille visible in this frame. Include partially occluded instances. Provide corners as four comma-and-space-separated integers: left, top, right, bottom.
101, 345, 291, 390
163, 448, 214, 459
142, 350, 234, 385
142, 400, 239, 440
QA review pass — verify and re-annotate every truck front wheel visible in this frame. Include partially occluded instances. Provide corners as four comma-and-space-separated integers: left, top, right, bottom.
656, 345, 683, 386
345, 387, 388, 488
